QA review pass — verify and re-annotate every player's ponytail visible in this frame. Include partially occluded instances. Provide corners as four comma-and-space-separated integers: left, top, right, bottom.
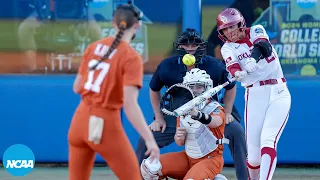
103, 21, 127, 60
89, 1, 142, 70
90, 21, 127, 70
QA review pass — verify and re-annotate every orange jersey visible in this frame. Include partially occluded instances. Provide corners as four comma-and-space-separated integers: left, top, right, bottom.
77, 37, 143, 109
207, 106, 226, 140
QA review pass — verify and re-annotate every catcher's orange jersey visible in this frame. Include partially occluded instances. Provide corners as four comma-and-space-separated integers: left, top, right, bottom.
156, 106, 226, 179
77, 37, 143, 109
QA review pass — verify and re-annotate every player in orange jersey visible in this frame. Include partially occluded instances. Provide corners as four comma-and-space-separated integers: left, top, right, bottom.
67, 2, 160, 180
140, 69, 228, 180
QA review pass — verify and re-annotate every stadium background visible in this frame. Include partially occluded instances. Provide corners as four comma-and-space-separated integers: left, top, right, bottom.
0, 0, 320, 179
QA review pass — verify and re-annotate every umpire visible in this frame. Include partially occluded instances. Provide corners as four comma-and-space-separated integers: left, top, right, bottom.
135, 28, 248, 180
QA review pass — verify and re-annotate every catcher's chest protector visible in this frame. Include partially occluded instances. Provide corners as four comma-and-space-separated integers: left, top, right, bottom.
180, 101, 222, 159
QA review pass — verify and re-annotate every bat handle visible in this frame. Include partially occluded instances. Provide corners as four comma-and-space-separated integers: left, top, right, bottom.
228, 77, 236, 83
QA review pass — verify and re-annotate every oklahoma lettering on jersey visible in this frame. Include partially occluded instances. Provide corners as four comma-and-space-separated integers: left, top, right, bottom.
221, 25, 285, 87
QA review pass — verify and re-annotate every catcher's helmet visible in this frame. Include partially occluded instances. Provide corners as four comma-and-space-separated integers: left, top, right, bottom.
183, 68, 213, 91
173, 28, 207, 63
216, 8, 246, 42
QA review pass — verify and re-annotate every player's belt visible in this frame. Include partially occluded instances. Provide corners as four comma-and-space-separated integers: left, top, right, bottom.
247, 78, 286, 88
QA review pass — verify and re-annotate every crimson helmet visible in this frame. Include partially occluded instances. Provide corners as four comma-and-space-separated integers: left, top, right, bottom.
216, 8, 246, 42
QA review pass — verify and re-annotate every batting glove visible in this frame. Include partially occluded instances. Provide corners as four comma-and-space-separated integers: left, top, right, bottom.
234, 71, 247, 82
245, 58, 259, 73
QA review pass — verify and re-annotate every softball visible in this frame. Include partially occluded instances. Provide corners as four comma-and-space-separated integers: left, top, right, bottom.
182, 54, 196, 66
145, 158, 161, 173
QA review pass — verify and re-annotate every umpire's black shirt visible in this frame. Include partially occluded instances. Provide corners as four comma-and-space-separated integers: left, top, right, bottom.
150, 55, 235, 97
150, 55, 236, 127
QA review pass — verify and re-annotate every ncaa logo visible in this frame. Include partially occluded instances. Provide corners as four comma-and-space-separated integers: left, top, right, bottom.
296, 0, 318, 8
2, 144, 35, 176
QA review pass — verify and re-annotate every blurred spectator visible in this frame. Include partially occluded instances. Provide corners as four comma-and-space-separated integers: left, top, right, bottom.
18, 0, 102, 73
206, 0, 269, 60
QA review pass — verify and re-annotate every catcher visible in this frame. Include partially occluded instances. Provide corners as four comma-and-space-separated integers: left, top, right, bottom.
140, 68, 228, 180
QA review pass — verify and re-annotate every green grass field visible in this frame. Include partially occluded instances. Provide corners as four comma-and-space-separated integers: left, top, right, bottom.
1, 166, 320, 180
147, 6, 225, 56
0, 6, 225, 56
0, 6, 225, 73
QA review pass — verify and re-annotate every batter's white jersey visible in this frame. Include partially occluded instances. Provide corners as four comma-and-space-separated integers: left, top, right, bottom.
221, 25, 284, 87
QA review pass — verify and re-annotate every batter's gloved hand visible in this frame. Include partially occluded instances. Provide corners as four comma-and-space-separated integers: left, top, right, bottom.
189, 107, 199, 117
234, 71, 248, 82
245, 58, 259, 73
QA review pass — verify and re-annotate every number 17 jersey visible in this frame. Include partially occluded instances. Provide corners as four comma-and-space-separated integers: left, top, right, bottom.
78, 37, 143, 109
221, 25, 285, 87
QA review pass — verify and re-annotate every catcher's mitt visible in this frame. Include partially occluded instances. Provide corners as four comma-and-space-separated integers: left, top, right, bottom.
160, 83, 195, 116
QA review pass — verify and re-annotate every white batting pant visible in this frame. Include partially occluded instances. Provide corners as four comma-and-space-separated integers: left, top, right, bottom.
245, 82, 291, 180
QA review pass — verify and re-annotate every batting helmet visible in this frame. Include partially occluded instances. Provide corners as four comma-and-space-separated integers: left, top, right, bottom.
216, 8, 246, 42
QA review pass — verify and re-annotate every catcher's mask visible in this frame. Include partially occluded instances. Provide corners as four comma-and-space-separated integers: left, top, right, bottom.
160, 84, 195, 116
173, 28, 207, 64
186, 83, 206, 97
183, 68, 213, 95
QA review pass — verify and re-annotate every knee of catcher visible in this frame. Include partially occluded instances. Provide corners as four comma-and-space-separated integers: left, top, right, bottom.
214, 174, 228, 180
140, 158, 163, 180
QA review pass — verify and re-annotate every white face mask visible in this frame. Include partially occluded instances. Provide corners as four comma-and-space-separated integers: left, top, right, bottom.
187, 83, 206, 97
